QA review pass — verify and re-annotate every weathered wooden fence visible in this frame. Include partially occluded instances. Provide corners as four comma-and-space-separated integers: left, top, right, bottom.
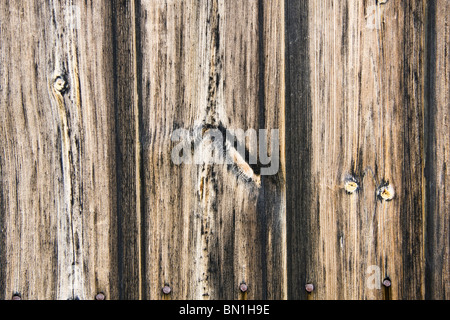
0, 0, 448, 300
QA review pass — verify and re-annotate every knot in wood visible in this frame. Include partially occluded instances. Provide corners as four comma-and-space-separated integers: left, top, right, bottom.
344, 176, 359, 194
53, 76, 68, 94
377, 182, 395, 201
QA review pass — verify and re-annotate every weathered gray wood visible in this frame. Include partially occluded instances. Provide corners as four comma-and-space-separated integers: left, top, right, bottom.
0, 0, 136, 300
285, 0, 314, 302
425, 0, 450, 300
139, 0, 286, 300
111, 0, 143, 300
0, 0, 448, 300
287, 0, 428, 299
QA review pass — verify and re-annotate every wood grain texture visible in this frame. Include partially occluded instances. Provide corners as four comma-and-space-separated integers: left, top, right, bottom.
0, 0, 131, 300
140, 0, 286, 300
0, 0, 448, 300
111, 0, 142, 300
425, 0, 450, 300
285, 0, 314, 301
287, 0, 428, 300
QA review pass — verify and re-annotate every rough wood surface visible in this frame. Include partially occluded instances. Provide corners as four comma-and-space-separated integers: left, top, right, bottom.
0, 0, 125, 300
425, 0, 450, 300
140, 0, 286, 300
111, 0, 142, 300
0, 0, 448, 300
287, 0, 428, 300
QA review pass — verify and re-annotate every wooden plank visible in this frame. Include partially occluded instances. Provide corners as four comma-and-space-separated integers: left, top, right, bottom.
259, 0, 287, 300
425, 0, 450, 300
285, 0, 314, 301
111, 0, 142, 300
286, 0, 427, 299
0, 0, 447, 301
1, 1, 57, 299
139, 0, 286, 300
0, 0, 139, 300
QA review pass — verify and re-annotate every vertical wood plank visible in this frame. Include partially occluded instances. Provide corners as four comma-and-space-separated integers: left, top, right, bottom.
1, 0, 60, 299
285, 0, 314, 301
0, 0, 133, 300
259, 0, 287, 300
286, 0, 427, 299
0, 0, 446, 301
111, 0, 142, 300
425, 0, 450, 300
140, 0, 285, 300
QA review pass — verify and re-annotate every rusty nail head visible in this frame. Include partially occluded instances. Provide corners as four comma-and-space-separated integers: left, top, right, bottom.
163, 285, 171, 295
95, 292, 106, 300
305, 283, 314, 293
12, 294, 21, 300
240, 283, 248, 293
383, 278, 391, 288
